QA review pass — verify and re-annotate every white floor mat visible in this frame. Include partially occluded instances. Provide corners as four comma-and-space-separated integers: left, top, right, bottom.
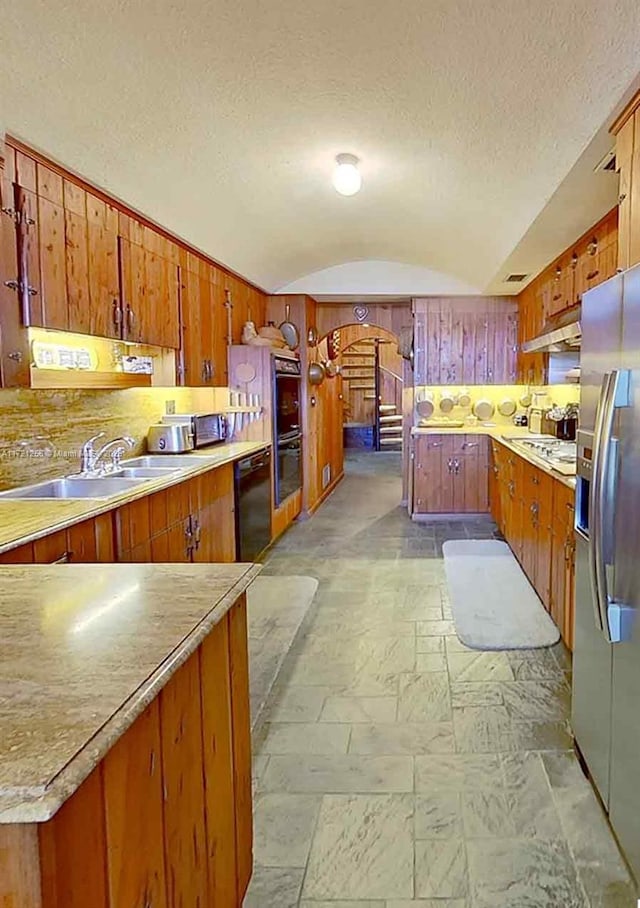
442, 539, 560, 650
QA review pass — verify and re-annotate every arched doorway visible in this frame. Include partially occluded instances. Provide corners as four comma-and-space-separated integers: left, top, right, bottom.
318, 323, 407, 453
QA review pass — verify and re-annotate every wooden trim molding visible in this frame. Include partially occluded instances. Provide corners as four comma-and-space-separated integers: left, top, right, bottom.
610, 89, 640, 137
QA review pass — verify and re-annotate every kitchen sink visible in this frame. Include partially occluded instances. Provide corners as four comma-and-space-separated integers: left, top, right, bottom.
124, 455, 221, 468
116, 466, 182, 478
0, 476, 147, 500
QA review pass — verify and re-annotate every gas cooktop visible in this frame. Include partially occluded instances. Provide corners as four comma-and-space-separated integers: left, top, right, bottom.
505, 435, 577, 475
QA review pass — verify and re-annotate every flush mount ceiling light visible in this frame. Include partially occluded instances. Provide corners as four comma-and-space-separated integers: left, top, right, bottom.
332, 153, 362, 196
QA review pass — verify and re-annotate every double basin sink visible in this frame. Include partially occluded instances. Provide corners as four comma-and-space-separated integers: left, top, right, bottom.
0, 455, 222, 501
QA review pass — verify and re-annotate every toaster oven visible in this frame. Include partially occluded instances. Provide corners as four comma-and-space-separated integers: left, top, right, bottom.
162, 413, 228, 448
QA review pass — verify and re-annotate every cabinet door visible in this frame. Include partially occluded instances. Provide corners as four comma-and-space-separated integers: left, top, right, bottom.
413, 436, 453, 514
228, 595, 253, 903
617, 115, 634, 272
0, 160, 30, 387
199, 616, 238, 906
36, 165, 67, 330
64, 181, 91, 335
143, 229, 180, 349
103, 701, 167, 908
159, 652, 208, 908
534, 472, 553, 608
180, 267, 206, 386
630, 108, 640, 269
39, 767, 109, 908
67, 514, 115, 563
87, 194, 120, 339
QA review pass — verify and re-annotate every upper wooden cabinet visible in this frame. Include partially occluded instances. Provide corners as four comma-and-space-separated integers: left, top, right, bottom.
179, 257, 228, 386
413, 297, 518, 386
612, 94, 640, 271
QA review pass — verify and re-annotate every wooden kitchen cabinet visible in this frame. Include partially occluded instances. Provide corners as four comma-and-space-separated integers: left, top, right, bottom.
490, 438, 576, 648
120, 223, 181, 350
103, 700, 168, 908
228, 594, 253, 903
0, 144, 30, 387
3, 587, 254, 908
0, 514, 114, 564
116, 468, 236, 564
550, 481, 576, 650
199, 614, 238, 905
159, 651, 208, 908
179, 260, 226, 386
36, 164, 68, 331
413, 435, 488, 514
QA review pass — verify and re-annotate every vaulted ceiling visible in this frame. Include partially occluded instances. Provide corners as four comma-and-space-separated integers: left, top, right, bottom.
3, 1, 640, 295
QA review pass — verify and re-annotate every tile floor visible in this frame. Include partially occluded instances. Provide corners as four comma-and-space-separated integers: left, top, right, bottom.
244, 452, 636, 908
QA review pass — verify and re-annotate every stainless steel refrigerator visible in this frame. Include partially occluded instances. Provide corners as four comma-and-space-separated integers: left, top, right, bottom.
574, 260, 640, 884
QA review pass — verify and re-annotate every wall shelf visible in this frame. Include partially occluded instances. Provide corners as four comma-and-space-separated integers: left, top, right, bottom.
29, 369, 152, 390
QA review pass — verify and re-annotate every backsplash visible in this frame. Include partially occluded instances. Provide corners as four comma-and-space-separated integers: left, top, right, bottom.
0, 387, 229, 490
413, 384, 580, 427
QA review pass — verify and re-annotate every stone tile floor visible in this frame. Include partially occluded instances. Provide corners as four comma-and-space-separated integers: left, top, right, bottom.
244, 452, 636, 907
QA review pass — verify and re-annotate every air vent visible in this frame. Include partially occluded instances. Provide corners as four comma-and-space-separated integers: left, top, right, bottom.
504, 273, 529, 283
594, 148, 616, 173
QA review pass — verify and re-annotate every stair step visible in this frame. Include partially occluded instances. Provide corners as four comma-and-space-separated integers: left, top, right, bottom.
380, 437, 402, 446
364, 393, 378, 400
350, 383, 376, 390
343, 352, 375, 358
379, 414, 402, 424
379, 404, 396, 413
380, 426, 403, 435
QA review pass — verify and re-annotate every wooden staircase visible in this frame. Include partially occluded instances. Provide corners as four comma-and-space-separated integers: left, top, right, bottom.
378, 403, 402, 449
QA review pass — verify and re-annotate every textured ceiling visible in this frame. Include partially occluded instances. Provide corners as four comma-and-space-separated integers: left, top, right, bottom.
2, 1, 640, 294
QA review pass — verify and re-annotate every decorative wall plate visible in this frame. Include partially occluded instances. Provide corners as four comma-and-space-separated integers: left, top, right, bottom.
354, 305, 369, 323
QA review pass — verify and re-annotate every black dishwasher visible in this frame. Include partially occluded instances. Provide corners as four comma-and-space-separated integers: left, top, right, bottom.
234, 448, 272, 561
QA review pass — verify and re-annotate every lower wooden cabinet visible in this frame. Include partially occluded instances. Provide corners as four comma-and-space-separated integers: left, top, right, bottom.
0, 513, 114, 564
489, 439, 576, 649
413, 435, 489, 514
2, 597, 253, 908
115, 466, 236, 564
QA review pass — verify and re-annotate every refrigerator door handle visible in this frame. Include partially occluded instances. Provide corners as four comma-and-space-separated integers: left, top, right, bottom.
591, 368, 631, 644
589, 371, 611, 632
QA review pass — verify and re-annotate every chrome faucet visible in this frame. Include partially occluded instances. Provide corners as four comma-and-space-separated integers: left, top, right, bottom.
78, 433, 135, 476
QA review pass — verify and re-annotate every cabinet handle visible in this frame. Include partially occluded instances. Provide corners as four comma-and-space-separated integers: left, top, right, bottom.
429, 442, 443, 448
126, 305, 136, 333
453, 459, 460, 474
566, 502, 575, 512
192, 516, 201, 549
202, 360, 208, 382
586, 270, 600, 281
149, 751, 155, 776
447, 458, 453, 474
619, 192, 627, 204
112, 299, 122, 328
52, 551, 72, 564
462, 442, 478, 449
532, 476, 539, 485
3, 279, 19, 292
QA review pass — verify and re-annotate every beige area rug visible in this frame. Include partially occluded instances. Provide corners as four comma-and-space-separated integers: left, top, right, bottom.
443, 539, 560, 650
246, 575, 318, 730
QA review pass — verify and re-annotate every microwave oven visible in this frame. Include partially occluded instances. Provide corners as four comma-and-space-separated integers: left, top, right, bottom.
162, 413, 228, 448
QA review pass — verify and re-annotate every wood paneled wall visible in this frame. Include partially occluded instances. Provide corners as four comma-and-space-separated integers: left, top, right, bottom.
315, 302, 412, 339
412, 296, 518, 386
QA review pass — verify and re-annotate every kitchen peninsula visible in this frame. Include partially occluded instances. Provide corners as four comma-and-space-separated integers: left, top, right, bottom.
0, 561, 258, 907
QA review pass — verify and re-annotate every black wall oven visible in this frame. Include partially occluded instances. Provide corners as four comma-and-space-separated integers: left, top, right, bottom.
273, 356, 302, 506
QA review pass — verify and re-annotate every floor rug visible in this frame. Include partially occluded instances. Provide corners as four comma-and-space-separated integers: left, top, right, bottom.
442, 539, 560, 649
247, 575, 318, 729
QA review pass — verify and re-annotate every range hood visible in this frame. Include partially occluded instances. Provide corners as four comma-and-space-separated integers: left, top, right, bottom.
521, 304, 581, 353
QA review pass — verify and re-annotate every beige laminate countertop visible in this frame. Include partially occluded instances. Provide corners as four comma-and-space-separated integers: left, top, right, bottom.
410, 424, 576, 490
0, 440, 269, 555
0, 561, 261, 823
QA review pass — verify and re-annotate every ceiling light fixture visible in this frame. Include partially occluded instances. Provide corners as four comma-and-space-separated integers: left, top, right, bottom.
332, 153, 362, 196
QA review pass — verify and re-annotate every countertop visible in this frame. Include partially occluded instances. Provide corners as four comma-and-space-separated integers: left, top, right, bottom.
0, 561, 261, 823
410, 424, 576, 490
0, 440, 269, 555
